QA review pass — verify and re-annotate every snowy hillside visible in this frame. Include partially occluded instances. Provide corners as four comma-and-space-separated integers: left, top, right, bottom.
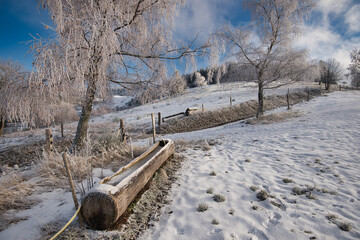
0, 87, 359, 240
141, 91, 360, 240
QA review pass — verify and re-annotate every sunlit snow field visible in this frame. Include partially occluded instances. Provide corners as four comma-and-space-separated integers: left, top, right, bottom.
0, 84, 359, 240
141, 91, 360, 240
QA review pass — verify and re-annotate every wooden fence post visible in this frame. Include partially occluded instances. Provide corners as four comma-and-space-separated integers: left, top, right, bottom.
119, 119, 126, 143
202, 104, 204, 112
60, 122, 64, 138
0, 115, 4, 137
306, 87, 310, 101
319, 85, 322, 95
230, 97, 232, 107
151, 113, 156, 144
286, 88, 290, 110
45, 129, 53, 151
62, 153, 79, 210
62, 153, 84, 226
158, 112, 161, 134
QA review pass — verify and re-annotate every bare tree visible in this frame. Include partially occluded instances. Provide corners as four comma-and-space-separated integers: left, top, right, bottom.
32, 0, 209, 151
349, 49, 360, 88
317, 59, 343, 90
216, 0, 314, 117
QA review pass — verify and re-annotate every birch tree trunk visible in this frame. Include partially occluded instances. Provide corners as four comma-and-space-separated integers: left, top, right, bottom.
70, 77, 97, 152
256, 81, 264, 118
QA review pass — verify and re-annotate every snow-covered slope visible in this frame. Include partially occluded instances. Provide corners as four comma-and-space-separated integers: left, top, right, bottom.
89, 82, 310, 130
141, 91, 360, 240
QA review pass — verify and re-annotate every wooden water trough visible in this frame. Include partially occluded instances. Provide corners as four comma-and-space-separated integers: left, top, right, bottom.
81, 139, 175, 230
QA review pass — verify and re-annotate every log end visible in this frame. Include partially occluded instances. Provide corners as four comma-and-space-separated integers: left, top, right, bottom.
81, 191, 118, 230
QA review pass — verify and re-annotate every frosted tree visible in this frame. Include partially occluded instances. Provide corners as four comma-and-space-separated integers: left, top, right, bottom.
349, 49, 360, 88
0, 59, 64, 133
32, 0, 209, 151
194, 72, 207, 87
167, 70, 187, 96
216, 0, 314, 117
0, 59, 29, 135
215, 64, 227, 84
317, 59, 343, 90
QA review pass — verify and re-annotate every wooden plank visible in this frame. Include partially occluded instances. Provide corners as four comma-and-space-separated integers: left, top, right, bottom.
99, 141, 160, 184
81, 139, 174, 230
162, 112, 185, 122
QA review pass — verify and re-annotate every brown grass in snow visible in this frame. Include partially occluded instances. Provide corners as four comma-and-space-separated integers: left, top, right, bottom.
246, 110, 302, 125
0, 167, 39, 231
160, 89, 320, 134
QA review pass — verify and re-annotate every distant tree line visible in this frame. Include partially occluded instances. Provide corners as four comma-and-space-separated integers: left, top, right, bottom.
183, 62, 257, 88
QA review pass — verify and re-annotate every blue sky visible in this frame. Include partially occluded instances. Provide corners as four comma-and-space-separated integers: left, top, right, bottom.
0, 0, 52, 69
0, 0, 359, 72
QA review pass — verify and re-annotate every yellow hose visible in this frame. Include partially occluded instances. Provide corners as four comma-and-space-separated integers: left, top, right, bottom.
49, 205, 82, 240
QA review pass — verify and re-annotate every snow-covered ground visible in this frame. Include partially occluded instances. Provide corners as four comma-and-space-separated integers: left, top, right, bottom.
89, 82, 311, 130
1, 85, 358, 240
141, 91, 360, 240
0, 82, 312, 151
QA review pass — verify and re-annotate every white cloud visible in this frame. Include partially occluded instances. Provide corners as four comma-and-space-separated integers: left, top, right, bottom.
345, 4, 360, 33
295, 24, 358, 69
294, 0, 360, 70
314, 0, 352, 29
316, 0, 351, 15
174, 0, 238, 42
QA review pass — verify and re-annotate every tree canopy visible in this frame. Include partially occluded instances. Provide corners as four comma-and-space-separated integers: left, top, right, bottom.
349, 49, 360, 88
31, 0, 209, 150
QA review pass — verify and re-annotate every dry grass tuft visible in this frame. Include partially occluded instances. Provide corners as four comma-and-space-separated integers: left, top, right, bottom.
207, 187, 214, 194
270, 200, 284, 209
0, 167, 39, 231
306, 192, 317, 200
256, 190, 269, 201
197, 202, 209, 212
201, 140, 212, 151
0, 167, 37, 212
252, 205, 260, 210
282, 178, 294, 183
211, 219, 219, 225
213, 194, 226, 202
37, 132, 146, 192
229, 208, 235, 215
326, 214, 352, 232
246, 110, 302, 125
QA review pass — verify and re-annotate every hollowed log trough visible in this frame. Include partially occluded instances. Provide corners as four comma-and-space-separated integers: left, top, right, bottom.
81, 139, 175, 230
